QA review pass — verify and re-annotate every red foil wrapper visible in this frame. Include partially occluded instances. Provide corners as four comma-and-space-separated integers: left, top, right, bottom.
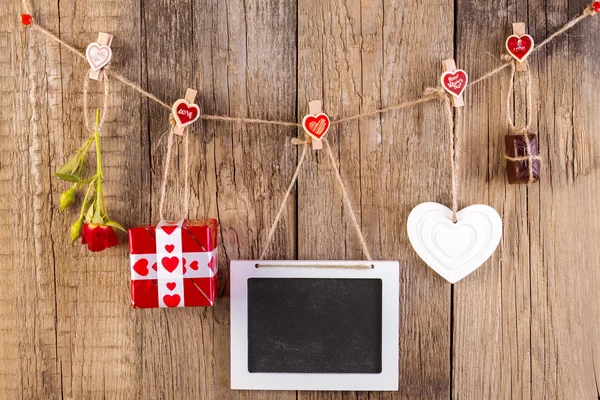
505, 134, 540, 184
129, 219, 218, 308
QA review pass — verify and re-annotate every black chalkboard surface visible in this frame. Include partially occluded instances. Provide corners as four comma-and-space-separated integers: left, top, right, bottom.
247, 278, 383, 374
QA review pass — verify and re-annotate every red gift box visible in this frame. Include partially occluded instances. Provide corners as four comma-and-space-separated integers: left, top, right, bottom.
128, 219, 218, 308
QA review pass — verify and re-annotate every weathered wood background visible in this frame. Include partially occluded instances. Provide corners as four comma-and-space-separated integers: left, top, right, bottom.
2, 0, 600, 398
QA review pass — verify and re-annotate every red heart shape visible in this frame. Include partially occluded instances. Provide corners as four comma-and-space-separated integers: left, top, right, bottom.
208, 256, 216, 272
165, 244, 175, 253
133, 258, 149, 276
594, 1, 600, 13
189, 260, 199, 271
151, 263, 157, 271
506, 35, 534, 62
172, 100, 200, 127
162, 257, 179, 273
302, 113, 330, 141
166, 282, 177, 291
183, 266, 187, 274
162, 226, 177, 235
163, 294, 181, 307
441, 70, 468, 98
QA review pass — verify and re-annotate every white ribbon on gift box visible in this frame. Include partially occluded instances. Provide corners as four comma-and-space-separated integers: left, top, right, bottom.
130, 220, 217, 308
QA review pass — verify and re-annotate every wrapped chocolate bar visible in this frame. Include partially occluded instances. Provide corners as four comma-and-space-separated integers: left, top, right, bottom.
504, 133, 540, 184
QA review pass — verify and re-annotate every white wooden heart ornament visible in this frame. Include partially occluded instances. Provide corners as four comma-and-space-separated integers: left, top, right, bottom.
85, 42, 112, 71
407, 202, 502, 283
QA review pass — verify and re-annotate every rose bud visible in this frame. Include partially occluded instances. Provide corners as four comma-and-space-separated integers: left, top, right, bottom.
59, 186, 77, 211
70, 219, 83, 244
81, 223, 119, 252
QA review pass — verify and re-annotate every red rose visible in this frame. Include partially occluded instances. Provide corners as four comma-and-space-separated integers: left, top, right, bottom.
81, 223, 119, 252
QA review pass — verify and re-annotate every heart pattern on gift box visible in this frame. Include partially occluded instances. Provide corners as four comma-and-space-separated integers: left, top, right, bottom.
189, 260, 199, 271
302, 113, 330, 142
407, 202, 502, 283
162, 225, 178, 235
85, 43, 112, 71
172, 99, 200, 128
441, 69, 468, 98
163, 294, 181, 307
162, 256, 179, 273
166, 282, 177, 291
165, 244, 175, 253
506, 35, 534, 62
133, 258, 149, 276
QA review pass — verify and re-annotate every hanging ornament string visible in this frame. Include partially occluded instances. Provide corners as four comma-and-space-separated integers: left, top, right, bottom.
424, 87, 462, 222
259, 137, 373, 261
504, 60, 541, 184
158, 116, 190, 221
19, 1, 599, 130
82, 69, 109, 133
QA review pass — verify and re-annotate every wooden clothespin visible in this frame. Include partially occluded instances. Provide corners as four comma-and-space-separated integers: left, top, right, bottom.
506, 23, 534, 72
440, 59, 468, 107
171, 88, 200, 136
86, 32, 113, 81
302, 100, 330, 150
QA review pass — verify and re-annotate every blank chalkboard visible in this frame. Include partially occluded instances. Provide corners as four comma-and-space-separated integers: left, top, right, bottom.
247, 278, 383, 374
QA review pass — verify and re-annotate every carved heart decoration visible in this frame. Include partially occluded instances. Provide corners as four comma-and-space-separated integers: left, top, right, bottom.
133, 258, 149, 276
407, 202, 502, 283
441, 70, 468, 98
163, 294, 181, 307
172, 99, 200, 128
85, 42, 112, 71
506, 35, 534, 62
162, 225, 178, 235
161, 257, 179, 273
302, 113, 330, 142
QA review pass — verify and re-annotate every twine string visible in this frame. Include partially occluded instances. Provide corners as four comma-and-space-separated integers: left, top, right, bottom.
423, 87, 460, 222
259, 140, 309, 260
504, 61, 541, 185
21, 1, 596, 128
158, 121, 190, 221
82, 69, 109, 133
323, 138, 373, 261
259, 135, 373, 261
255, 263, 374, 269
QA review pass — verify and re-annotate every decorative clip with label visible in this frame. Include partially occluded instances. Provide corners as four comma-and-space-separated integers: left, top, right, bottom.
86, 32, 113, 80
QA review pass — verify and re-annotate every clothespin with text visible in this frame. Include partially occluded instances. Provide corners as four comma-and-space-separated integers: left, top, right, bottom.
302, 100, 330, 150
171, 88, 200, 135
506, 23, 534, 71
86, 32, 113, 81
440, 59, 468, 107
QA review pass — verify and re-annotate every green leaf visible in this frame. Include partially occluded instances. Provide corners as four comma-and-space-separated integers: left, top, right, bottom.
91, 205, 105, 225
105, 220, 126, 232
55, 154, 81, 176
55, 173, 83, 183
84, 201, 95, 223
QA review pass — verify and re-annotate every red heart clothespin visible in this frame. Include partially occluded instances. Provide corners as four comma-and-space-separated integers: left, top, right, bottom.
302, 100, 330, 150
86, 32, 113, 81
440, 59, 468, 107
506, 23, 534, 71
172, 88, 200, 135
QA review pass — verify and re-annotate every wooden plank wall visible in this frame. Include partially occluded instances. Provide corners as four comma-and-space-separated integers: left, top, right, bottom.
2, 0, 600, 398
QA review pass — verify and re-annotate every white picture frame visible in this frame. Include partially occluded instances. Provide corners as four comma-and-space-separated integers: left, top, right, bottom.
230, 260, 400, 391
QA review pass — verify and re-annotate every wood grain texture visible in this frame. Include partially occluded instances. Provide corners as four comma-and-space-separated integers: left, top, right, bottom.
2, 0, 600, 398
